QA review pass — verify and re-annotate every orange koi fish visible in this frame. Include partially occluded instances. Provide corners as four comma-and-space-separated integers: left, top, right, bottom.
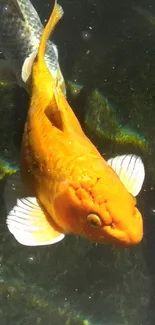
4, 0, 145, 247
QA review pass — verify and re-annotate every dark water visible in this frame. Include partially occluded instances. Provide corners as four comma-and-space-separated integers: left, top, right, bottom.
0, 0, 155, 324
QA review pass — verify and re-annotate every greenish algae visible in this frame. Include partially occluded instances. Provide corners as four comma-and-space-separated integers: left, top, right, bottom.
66, 81, 148, 156
0, 159, 18, 180
84, 89, 148, 152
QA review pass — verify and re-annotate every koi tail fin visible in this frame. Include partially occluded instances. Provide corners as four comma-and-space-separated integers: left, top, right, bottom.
30, 1, 64, 109
37, 1, 64, 65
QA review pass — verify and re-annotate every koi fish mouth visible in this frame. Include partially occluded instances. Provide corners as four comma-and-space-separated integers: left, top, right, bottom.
102, 207, 143, 246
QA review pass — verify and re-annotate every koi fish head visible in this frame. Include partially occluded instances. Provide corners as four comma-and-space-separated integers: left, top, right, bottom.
80, 181, 143, 247
53, 154, 144, 246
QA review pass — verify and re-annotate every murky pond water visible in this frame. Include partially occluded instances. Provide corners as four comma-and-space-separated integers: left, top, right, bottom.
0, 0, 155, 324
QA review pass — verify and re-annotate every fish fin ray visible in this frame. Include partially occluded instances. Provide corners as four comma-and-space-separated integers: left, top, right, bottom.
107, 154, 145, 196
6, 196, 65, 246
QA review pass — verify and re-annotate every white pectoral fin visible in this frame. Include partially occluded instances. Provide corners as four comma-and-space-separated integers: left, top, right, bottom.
107, 154, 145, 197
4, 173, 65, 246
6, 197, 65, 246
21, 50, 37, 83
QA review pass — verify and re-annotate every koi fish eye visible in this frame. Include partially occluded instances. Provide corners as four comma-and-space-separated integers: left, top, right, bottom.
87, 214, 102, 228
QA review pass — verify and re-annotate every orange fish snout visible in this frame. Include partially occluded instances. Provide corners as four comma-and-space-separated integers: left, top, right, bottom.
100, 206, 143, 247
